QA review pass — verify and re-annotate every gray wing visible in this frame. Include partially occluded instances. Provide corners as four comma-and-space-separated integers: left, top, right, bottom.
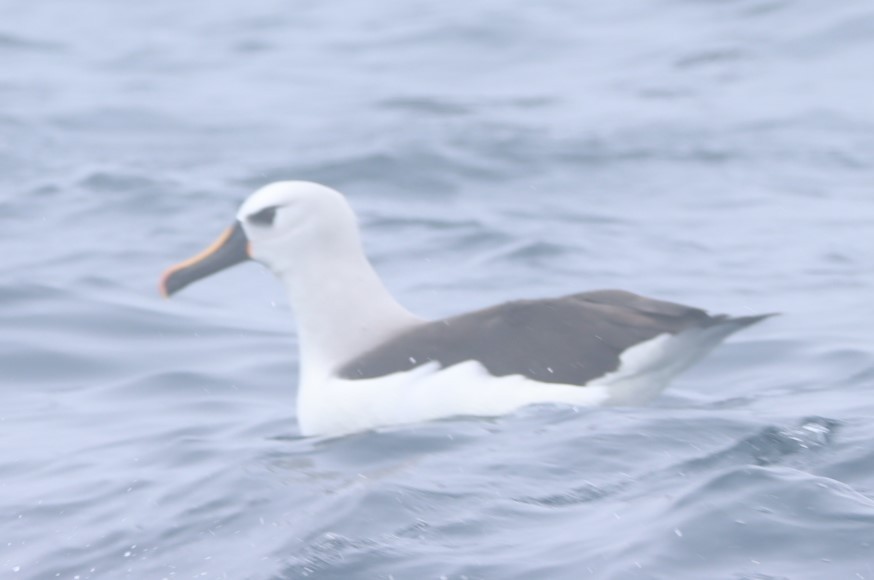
338, 289, 764, 385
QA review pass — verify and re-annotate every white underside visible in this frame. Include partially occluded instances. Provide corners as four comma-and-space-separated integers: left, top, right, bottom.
296, 323, 742, 437
298, 361, 610, 437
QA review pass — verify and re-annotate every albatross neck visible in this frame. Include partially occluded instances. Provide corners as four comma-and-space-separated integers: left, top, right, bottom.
277, 240, 420, 375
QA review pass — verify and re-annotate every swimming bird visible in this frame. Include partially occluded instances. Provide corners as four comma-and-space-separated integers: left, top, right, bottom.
160, 181, 771, 436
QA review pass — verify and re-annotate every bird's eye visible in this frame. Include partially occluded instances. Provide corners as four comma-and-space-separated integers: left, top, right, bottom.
247, 206, 278, 226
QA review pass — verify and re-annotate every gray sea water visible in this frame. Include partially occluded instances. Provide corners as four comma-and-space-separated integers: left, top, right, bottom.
2, 0, 874, 578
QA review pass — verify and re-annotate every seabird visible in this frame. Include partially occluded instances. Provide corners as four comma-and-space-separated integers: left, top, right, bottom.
161, 181, 771, 436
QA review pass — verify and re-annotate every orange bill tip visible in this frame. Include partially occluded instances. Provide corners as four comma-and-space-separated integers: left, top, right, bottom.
159, 223, 250, 297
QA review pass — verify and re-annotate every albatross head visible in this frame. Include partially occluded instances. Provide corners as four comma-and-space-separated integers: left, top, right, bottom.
160, 181, 360, 297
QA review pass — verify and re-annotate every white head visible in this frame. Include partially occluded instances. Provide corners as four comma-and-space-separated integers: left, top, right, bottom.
161, 179, 418, 373
161, 181, 364, 296
237, 181, 362, 275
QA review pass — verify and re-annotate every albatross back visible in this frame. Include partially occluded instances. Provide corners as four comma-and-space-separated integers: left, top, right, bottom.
338, 289, 770, 386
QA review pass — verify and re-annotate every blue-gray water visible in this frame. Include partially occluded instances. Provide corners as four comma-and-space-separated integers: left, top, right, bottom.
2, 1, 874, 578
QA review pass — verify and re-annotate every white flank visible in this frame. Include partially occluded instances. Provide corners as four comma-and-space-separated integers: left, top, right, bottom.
297, 361, 609, 437
297, 322, 746, 436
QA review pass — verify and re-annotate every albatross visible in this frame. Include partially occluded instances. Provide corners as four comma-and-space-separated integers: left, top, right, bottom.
160, 181, 770, 436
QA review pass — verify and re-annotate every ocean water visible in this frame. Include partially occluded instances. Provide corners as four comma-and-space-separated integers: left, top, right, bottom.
2, 0, 874, 578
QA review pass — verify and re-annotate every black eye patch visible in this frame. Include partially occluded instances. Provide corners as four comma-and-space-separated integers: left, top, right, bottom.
247, 205, 278, 226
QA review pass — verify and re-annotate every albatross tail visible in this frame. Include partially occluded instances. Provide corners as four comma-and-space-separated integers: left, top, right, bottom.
599, 313, 776, 405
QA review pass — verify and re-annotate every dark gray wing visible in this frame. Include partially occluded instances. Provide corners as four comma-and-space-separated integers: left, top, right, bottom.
338, 289, 768, 385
